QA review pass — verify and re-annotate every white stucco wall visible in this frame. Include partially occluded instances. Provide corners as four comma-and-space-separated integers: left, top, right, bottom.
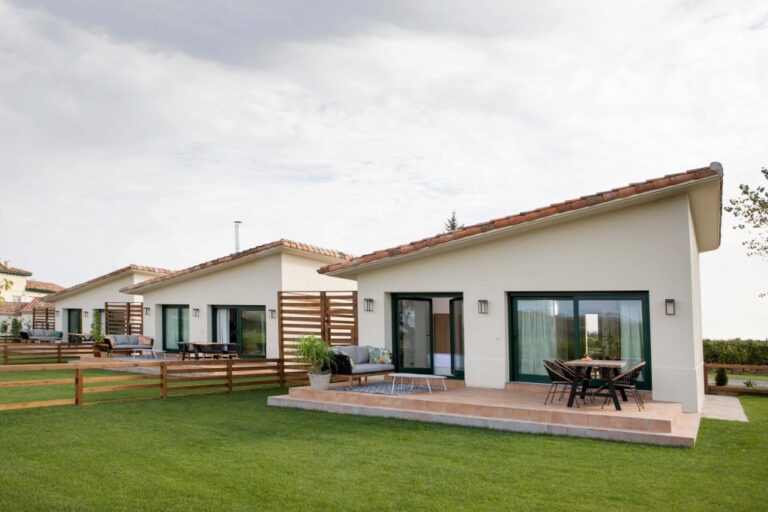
354, 194, 705, 412
280, 253, 358, 291
52, 272, 155, 338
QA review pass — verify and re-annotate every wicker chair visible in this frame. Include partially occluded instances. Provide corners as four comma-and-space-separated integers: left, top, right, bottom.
553, 359, 595, 403
600, 362, 646, 411
543, 360, 576, 406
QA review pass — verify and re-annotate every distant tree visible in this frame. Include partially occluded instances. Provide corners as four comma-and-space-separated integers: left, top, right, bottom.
725, 167, 768, 257
0, 278, 12, 302
444, 210, 464, 233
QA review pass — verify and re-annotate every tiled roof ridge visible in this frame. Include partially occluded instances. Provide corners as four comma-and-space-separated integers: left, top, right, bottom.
25, 280, 65, 293
0, 264, 33, 277
45, 265, 172, 301
120, 239, 352, 293
319, 164, 722, 274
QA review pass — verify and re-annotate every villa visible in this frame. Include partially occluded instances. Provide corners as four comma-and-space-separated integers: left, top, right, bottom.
0, 262, 63, 303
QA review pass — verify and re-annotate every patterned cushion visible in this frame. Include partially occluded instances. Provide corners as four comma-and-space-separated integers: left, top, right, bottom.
138, 336, 153, 346
368, 348, 392, 365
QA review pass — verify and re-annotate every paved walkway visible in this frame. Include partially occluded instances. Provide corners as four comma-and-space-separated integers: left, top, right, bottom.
701, 395, 748, 422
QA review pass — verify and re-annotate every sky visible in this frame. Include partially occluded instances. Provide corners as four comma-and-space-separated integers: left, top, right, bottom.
1, 1, 766, 338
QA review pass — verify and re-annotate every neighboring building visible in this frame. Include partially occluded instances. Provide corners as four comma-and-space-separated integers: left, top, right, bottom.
120, 240, 357, 358
45, 265, 172, 339
0, 298, 53, 331
318, 163, 724, 413
0, 263, 64, 303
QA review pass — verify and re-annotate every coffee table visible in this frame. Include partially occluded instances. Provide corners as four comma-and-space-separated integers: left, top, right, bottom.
388, 373, 448, 394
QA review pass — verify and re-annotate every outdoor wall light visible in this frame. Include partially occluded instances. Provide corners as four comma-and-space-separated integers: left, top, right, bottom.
665, 299, 676, 316
83, 311, 89, 318
478, 300, 489, 315
363, 298, 374, 312
144, 307, 151, 316
268, 309, 276, 319
55, 310, 60, 317
193, 308, 200, 317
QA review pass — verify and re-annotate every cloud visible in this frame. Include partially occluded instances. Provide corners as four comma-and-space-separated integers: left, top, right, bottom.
1, 0, 767, 338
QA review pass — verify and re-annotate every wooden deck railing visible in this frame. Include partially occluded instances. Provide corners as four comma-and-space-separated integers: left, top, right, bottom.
1, 343, 95, 365
0, 358, 312, 411
703, 363, 768, 396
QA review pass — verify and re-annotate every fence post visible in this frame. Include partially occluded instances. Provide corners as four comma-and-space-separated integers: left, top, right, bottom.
226, 360, 233, 392
160, 362, 168, 399
2, 346, 7, 365
57, 345, 63, 364
703, 364, 709, 395
278, 358, 285, 387
75, 368, 84, 406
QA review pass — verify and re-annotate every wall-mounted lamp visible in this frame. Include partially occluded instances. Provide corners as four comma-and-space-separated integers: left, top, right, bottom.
363, 298, 374, 312
665, 299, 676, 316
268, 309, 276, 319
144, 307, 151, 316
192, 308, 200, 317
83, 311, 89, 318
55, 310, 60, 317
478, 300, 489, 315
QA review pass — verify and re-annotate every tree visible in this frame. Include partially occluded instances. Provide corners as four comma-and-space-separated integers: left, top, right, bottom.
90, 310, 104, 343
725, 167, 768, 257
444, 210, 464, 233
10, 318, 21, 338
0, 278, 12, 303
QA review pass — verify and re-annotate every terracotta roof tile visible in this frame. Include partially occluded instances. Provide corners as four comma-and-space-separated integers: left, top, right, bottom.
25, 280, 65, 293
45, 265, 172, 301
0, 264, 32, 277
319, 164, 722, 275
120, 239, 352, 293
21, 298, 54, 313
0, 302, 23, 316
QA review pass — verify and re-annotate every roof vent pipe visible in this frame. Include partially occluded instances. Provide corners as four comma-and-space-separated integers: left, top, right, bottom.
234, 221, 242, 253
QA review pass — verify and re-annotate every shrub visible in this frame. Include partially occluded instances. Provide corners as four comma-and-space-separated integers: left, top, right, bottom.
744, 380, 756, 388
703, 339, 768, 366
715, 367, 729, 387
0, 320, 7, 335
90, 310, 104, 343
10, 318, 20, 338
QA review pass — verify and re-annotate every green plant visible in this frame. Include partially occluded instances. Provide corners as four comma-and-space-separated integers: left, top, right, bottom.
294, 335, 334, 374
703, 339, 768, 366
0, 320, 7, 335
744, 380, 756, 388
10, 318, 21, 338
90, 310, 104, 343
715, 367, 729, 387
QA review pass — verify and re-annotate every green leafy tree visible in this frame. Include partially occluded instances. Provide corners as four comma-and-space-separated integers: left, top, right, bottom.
0, 278, 13, 302
10, 318, 21, 338
725, 167, 768, 257
444, 210, 464, 233
0, 320, 8, 335
90, 310, 104, 343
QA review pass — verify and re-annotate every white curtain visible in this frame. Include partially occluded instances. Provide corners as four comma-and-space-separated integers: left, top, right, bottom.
216, 308, 230, 343
519, 300, 557, 376
619, 300, 643, 366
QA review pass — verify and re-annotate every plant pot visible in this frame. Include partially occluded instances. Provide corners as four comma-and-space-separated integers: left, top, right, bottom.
93, 348, 101, 358
308, 372, 332, 390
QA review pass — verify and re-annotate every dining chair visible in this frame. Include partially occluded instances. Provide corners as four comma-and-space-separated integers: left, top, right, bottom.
543, 360, 577, 407
599, 362, 646, 411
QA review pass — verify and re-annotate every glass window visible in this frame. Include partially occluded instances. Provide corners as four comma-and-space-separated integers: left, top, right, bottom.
515, 299, 574, 378
579, 299, 645, 378
163, 306, 189, 351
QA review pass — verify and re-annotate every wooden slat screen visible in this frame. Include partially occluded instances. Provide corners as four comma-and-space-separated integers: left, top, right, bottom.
32, 305, 55, 330
105, 302, 143, 335
279, 291, 358, 363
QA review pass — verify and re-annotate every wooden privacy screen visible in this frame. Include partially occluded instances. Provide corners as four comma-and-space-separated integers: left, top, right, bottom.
32, 305, 55, 330
104, 302, 143, 335
278, 291, 358, 362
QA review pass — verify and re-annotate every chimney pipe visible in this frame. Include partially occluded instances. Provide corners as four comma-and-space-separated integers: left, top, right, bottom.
234, 221, 242, 253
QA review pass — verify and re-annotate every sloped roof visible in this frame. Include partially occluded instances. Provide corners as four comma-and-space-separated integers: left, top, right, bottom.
0, 302, 23, 316
320, 163, 723, 275
26, 280, 65, 293
21, 297, 54, 313
0, 264, 32, 277
121, 239, 352, 294
45, 265, 172, 302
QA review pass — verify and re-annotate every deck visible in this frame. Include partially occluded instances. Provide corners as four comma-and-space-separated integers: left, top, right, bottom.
268, 381, 700, 447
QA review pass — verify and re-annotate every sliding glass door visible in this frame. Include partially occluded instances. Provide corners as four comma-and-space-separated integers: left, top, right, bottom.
212, 306, 266, 358
396, 298, 433, 373
450, 298, 465, 379
510, 293, 651, 388
163, 305, 189, 352
67, 309, 82, 334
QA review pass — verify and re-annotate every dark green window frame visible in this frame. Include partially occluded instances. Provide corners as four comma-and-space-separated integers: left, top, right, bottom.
162, 305, 189, 353
211, 305, 267, 358
508, 291, 652, 390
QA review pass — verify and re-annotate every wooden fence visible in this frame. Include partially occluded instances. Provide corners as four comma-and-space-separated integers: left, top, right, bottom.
105, 302, 143, 335
704, 363, 768, 396
0, 359, 311, 412
278, 291, 358, 363
1, 343, 95, 365
32, 306, 55, 330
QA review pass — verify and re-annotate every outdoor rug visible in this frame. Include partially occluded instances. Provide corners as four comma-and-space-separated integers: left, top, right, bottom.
336, 382, 432, 395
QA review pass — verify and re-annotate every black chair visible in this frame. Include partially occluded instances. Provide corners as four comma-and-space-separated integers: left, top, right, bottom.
178, 342, 196, 361
599, 362, 646, 411
554, 359, 596, 403
543, 360, 575, 406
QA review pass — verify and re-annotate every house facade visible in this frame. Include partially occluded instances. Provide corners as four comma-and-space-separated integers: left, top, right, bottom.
120, 240, 357, 359
319, 164, 723, 413
0, 263, 63, 303
45, 265, 171, 339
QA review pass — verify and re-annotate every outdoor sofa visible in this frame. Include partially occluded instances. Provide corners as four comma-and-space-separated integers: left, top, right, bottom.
331, 345, 395, 386
105, 334, 155, 355
20, 329, 63, 343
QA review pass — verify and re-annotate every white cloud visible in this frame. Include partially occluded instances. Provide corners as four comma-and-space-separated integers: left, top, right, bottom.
0, 0, 766, 338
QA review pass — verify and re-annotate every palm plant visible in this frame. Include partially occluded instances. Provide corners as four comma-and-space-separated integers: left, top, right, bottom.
295, 335, 334, 374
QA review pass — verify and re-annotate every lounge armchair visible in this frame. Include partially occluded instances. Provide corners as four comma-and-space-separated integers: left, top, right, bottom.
20, 329, 63, 343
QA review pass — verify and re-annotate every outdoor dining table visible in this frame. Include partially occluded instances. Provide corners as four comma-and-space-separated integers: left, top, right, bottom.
189, 342, 237, 360
564, 359, 628, 411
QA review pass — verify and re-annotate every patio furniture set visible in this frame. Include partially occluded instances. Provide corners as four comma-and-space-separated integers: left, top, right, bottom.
543, 358, 646, 411
179, 342, 239, 360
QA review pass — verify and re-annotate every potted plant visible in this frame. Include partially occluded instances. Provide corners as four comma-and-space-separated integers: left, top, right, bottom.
90, 310, 106, 357
295, 335, 335, 390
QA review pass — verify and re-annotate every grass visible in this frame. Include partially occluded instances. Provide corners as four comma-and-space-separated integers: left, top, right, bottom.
0, 384, 766, 511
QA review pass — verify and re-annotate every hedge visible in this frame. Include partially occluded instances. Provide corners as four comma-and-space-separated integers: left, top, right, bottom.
703, 339, 768, 366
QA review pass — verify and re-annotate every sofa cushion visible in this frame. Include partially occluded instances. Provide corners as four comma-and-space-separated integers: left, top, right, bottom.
31, 329, 45, 336
354, 346, 371, 364
368, 348, 392, 364
138, 336, 153, 346
350, 363, 395, 374
336, 346, 357, 361
114, 334, 130, 345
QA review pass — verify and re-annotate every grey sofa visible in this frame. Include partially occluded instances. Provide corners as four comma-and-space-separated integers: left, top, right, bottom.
20, 329, 63, 342
106, 334, 154, 353
333, 345, 395, 385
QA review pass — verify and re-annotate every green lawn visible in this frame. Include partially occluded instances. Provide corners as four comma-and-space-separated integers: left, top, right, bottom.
0, 388, 766, 511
